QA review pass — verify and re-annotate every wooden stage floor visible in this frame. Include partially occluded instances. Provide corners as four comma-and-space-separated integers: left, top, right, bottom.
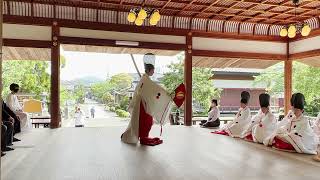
1, 126, 320, 180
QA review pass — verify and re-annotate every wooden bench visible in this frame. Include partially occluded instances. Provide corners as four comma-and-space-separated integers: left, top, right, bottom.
31, 117, 51, 128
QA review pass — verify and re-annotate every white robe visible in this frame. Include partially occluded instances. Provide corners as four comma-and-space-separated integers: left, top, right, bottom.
278, 110, 295, 128
251, 111, 277, 144
74, 110, 85, 126
6, 93, 31, 130
121, 74, 172, 144
222, 107, 251, 138
265, 114, 318, 154
241, 110, 264, 138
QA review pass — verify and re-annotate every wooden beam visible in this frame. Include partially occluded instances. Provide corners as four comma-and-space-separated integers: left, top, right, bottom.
59, 36, 185, 51
193, 50, 286, 61
184, 32, 192, 126
4, 15, 288, 42
210, 75, 255, 80
284, 40, 292, 115
175, 0, 197, 16
1, 0, 4, 160
3, 39, 52, 48
192, 31, 286, 42
289, 49, 320, 60
50, 21, 61, 128
289, 28, 320, 42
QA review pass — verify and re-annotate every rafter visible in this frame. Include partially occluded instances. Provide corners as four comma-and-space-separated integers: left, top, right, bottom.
160, 0, 171, 11
175, 0, 197, 15
193, 0, 222, 17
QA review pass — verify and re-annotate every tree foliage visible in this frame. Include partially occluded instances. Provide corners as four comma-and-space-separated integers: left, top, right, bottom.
254, 62, 320, 115
161, 58, 221, 111
2, 60, 50, 99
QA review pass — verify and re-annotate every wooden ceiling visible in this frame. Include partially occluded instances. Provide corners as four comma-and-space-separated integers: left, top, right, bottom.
27, 0, 320, 25
193, 56, 281, 69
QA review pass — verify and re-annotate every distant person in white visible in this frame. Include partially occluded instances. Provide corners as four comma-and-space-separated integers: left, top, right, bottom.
74, 107, 85, 127
6, 83, 30, 130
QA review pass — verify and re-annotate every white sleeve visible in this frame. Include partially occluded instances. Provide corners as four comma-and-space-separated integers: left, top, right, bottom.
208, 108, 218, 122
6, 94, 16, 111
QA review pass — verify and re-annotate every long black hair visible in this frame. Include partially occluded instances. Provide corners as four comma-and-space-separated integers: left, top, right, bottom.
208, 99, 218, 112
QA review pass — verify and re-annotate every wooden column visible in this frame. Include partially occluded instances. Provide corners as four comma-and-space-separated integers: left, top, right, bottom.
184, 32, 192, 126
284, 41, 292, 114
50, 21, 61, 128
0, 0, 3, 162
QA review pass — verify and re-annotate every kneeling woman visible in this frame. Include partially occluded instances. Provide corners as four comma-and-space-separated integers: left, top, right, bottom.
268, 93, 318, 154
200, 99, 220, 128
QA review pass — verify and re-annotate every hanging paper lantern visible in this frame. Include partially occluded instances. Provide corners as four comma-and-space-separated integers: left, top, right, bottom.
135, 18, 144, 26
288, 25, 296, 35
149, 18, 158, 26
280, 28, 288, 37
288, 31, 296, 38
301, 24, 311, 37
127, 12, 136, 23
151, 10, 161, 22
138, 8, 147, 20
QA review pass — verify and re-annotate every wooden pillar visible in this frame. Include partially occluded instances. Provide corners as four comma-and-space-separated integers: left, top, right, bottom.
50, 21, 61, 128
284, 41, 292, 114
0, 0, 3, 163
184, 32, 192, 126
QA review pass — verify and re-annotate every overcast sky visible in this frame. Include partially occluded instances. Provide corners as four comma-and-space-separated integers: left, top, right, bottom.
60, 51, 182, 81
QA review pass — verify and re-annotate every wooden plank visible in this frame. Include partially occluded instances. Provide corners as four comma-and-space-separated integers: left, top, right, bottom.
193, 50, 286, 60
289, 49, 320, 60
3, 39, 51, 48
284, 41, 292, 115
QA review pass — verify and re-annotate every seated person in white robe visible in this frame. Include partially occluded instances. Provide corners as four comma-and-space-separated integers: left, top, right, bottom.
243, 93, 277, 143
277, 93, 297, 129
213, 91, 251, 137
200, 99, 220, 128
121, 53, 175, 146
313, 113, 320, 161
268, 93, 318, 154
6, 83, 30, 130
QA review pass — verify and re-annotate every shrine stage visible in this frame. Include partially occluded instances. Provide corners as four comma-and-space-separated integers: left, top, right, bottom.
2, 126, 319, 180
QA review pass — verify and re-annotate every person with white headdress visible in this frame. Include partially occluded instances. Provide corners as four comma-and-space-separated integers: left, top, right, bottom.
268, 93, 318, 154
212, 91, 251, 137
121, 53, 185, 146
242, 93, 277, 142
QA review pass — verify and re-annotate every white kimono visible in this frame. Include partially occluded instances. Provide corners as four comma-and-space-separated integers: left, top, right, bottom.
266, 114, 318, 154
6, 93, 31, 130
278, 110, 295, 128
241, 110, 264, 138
251, 111, 277, 144
222, 107, 251, 137
121, 74, 172, 144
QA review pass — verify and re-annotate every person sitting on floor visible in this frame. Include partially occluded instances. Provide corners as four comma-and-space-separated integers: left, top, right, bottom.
6, 83, 31, 130
277, 94, 296, 129
242, 93, 277, 143
267, 93, 318, 154
213, 91, 251, 137
200, 99, 220, 128
74, 107, 85, 127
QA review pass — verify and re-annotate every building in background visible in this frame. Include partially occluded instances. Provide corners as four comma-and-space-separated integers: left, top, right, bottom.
212, 68, 283, 114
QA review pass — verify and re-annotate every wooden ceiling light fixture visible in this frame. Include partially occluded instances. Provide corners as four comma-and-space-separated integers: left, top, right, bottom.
127, 0, 161, 26
280, 0, 312, 38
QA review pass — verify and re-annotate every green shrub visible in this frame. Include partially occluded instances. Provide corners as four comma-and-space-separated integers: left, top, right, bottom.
109, 106, 116, 112
115, 109, 130, 118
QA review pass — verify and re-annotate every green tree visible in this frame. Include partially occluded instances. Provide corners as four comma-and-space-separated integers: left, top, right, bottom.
254, 62, 320, 115
161, 58, 221, 111
109, 73, 133, 90
2, 60, 50, 99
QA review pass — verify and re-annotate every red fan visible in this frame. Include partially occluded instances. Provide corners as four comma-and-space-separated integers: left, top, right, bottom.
172, 83, 186, 108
